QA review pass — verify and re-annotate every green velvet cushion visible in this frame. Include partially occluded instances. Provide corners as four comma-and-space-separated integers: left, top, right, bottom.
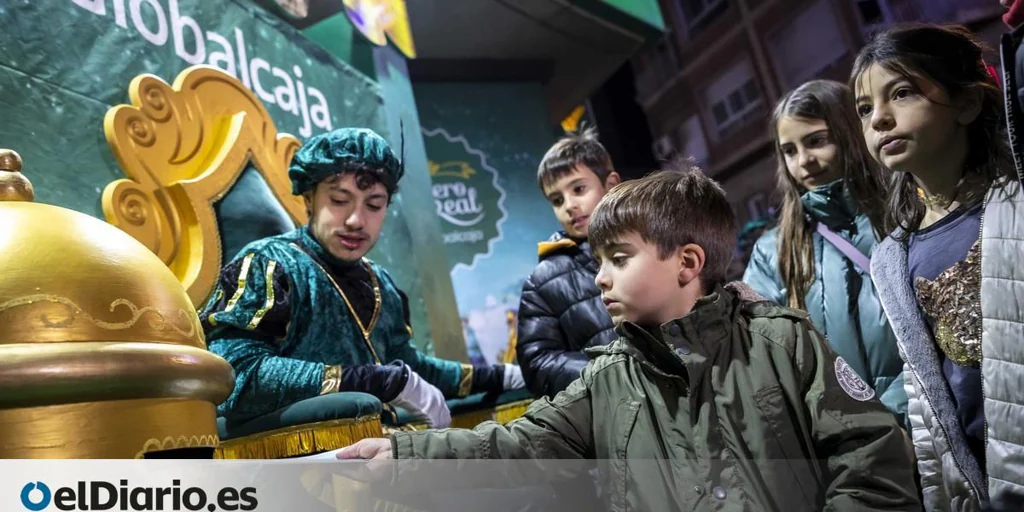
388, 388, 535, 426
217, 391, 383, 440
214, 165, 297, 263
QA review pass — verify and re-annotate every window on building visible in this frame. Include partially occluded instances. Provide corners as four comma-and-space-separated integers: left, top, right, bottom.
767, 0, 848, 90
703, 59, 762, 138
680, 0, 728, 34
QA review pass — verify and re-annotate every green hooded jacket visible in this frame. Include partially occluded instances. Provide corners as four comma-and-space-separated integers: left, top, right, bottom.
391, 284, 920, 511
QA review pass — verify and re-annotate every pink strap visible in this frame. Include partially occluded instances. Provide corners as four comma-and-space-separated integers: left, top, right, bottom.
816, 222, 871, 273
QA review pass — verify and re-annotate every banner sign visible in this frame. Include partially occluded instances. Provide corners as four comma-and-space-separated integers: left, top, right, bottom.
62, 0, 381, 137
422, 127, 508, 272
0, 0, 385, 215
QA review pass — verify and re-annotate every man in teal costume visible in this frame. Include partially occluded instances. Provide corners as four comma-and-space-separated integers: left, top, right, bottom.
202, 128, 524, 427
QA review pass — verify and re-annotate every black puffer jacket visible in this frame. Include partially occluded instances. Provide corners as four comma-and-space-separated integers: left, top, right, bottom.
516, 232, 616, 397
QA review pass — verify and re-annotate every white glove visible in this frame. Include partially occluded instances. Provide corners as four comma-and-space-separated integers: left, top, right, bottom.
502, 363, 526, 391
389, 366, 451, 428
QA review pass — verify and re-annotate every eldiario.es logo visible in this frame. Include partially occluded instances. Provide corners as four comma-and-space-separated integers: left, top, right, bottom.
20, 480, 257, 511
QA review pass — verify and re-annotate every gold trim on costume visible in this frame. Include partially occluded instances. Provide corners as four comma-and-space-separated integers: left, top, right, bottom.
320, 364, 342, 395
295, 245, 383, 364
225, 253, 255, 313
246, 260, 278, 330
458, 364, 474, 398
215, 414, 383, 459
206, 289, 225, 326
360, 257, 383, 338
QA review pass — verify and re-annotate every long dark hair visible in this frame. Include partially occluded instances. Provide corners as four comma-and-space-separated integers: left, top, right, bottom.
769, 80, 889, 310
850, 24, 1014, 238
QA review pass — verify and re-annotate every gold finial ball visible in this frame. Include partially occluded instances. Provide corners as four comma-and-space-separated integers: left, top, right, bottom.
0, 149, 34, 202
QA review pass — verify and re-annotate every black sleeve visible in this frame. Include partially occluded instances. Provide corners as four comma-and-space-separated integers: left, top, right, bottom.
201, 254, 291, 339
469, 363, 504, 395
337, 361, 410, 403
515, 274, 590, 397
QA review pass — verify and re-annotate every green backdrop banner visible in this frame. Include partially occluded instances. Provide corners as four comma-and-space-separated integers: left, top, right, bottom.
423, 128, 508, 271
416, 82, 562, 366
0, 0, 385, 215
0, 0, 446, 352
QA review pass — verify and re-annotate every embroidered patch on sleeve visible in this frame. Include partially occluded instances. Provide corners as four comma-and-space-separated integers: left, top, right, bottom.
835, 357, 875, 401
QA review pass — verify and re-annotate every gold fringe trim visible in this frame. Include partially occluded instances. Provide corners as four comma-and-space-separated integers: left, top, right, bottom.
451, 408, 494, 429
382, 424, 426, 435
215, 414, 383, 459
385, 399, 534, 432
495, 399, 533, 424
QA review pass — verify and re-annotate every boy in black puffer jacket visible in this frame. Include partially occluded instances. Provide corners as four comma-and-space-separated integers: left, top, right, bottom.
517, 127, 622, 398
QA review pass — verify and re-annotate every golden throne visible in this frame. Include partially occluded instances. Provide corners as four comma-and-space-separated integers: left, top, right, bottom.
100, 64, 533, 458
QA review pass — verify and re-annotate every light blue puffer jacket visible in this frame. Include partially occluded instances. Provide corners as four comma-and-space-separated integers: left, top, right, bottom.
743, 180, 907, 426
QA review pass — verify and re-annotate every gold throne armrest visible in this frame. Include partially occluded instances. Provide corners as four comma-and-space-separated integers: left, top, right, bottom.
101, 64, 307, 308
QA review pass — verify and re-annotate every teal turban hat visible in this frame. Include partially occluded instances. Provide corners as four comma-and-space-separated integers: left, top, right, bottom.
288, 127, 403, 195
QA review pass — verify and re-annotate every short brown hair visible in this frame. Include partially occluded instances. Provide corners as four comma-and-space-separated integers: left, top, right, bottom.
589, 159, 737, 289
537, 126, 614, 190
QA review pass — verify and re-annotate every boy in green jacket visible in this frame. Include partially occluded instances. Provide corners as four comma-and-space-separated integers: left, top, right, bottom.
338, 161, 920, 511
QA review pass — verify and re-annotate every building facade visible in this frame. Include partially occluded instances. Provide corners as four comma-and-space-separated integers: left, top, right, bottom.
632, 0, 1005, 230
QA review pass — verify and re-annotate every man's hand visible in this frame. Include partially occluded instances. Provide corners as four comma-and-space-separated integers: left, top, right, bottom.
337, 438, 393, 460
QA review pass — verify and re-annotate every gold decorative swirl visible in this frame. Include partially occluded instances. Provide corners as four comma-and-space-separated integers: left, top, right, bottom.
138, 79, 172, 122
119, 187, 150, 226
103, 66, 307, 307
136, 434, 219, 458
125, 114, 156, 147
0, 294, 198, 339
103, 180, 164, 257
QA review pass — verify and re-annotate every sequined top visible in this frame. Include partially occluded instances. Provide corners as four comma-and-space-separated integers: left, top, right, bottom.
914, 240, 983, 367
907, 201, 986, 468
908, 200, 985, 368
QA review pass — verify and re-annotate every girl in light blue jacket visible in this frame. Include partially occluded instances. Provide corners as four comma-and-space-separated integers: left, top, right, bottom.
744, 80, 906, 425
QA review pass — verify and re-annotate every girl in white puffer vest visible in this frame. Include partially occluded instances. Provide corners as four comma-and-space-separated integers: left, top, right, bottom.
852, 24, 1024, 511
